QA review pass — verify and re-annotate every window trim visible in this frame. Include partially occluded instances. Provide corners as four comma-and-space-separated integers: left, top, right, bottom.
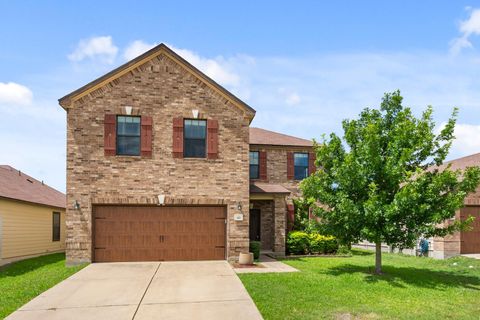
249, 151, 260, 180
52, 212, 60, 242
293, 152, 309, 180
116, 115, 141, 156
183, 118, 207, 158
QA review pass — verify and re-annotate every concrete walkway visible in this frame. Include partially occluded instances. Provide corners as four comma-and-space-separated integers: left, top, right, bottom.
7, 261, 263, 320
462, 254, 480, 259
234, 254, 299, 274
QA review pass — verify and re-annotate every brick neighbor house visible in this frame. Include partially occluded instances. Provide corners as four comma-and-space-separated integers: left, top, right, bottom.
430, 153, 480, 258
356, 153, 480, 259
59, 43, 313, 264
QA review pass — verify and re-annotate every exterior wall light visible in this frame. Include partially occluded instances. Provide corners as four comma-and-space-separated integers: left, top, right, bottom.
237, 202, 242, 211
73, 200, 80, 210
158, 194, 166, 205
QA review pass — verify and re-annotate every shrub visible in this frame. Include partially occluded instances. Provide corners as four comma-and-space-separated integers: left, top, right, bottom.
287, 231, 338, 255
287, 231, 310, 254
249, 241, 261, 259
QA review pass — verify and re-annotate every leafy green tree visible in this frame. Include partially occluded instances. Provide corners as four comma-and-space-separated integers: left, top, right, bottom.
301, 91, 480, 274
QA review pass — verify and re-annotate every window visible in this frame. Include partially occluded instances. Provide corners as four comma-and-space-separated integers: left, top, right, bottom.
52, 212, 60, 242
116, 116, 141, 156
250, 151, 259, 179
184, 119, 206, 158
294, 153, 309, 180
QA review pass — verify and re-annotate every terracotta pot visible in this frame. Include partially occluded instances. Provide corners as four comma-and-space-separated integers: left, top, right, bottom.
239, 252, 254, 265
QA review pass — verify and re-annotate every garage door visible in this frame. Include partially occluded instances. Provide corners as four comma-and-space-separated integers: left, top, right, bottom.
460, 206, 480, 254
93, 206, 226, 262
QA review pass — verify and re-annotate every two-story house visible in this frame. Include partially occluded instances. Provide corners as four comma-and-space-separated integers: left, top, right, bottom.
59, 43, 313, 264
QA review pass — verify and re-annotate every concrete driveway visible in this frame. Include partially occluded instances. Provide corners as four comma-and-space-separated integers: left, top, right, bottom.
7, 261, 263, 320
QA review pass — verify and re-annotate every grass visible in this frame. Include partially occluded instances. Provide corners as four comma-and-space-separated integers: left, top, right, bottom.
239, 250, 480, 320
0, 253, 87, 319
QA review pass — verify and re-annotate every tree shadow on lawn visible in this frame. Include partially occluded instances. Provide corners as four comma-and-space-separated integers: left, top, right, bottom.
0, 253, 65, 278
322, 263, 480, 290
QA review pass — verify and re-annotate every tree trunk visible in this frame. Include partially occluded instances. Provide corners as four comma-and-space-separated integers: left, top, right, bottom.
375, 241, 382, 274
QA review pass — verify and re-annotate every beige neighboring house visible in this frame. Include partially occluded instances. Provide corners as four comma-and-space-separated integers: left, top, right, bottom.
0, 165, 66, 266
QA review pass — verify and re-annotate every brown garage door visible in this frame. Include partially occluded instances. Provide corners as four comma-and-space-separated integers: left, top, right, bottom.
93, 206, 226, 262
460, 206, 480, 254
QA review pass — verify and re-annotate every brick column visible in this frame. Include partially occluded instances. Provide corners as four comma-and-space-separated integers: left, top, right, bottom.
273, 195, 287, 255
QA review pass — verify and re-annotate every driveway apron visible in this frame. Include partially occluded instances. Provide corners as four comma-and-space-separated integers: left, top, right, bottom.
6, 261, 262, 320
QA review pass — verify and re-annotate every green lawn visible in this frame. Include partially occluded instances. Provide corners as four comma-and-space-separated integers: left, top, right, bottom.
239, 250, 480, 320
0, 253, 87, 319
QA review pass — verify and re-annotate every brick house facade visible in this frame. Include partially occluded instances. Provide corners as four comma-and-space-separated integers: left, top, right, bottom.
59, 43, 313, 264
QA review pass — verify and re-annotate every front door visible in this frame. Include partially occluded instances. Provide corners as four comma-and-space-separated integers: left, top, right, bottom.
249, 209, 261, 241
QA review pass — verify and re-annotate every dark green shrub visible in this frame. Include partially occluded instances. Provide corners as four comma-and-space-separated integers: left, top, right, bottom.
287, 231, 338, 255
249, 241, 261, 259
286, 231, 310, 254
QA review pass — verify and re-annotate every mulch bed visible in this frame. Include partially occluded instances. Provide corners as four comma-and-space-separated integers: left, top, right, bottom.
232, 263, 266, 268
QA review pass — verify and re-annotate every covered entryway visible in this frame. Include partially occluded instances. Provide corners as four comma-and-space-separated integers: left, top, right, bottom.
460, 206, 480, 254
93, 206, 226, 262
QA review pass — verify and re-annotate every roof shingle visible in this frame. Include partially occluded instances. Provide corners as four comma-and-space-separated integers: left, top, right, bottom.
249, 127, 313, 147
433, 152, 480, 172
0, 165, 65, 208
250, 182, 291, 194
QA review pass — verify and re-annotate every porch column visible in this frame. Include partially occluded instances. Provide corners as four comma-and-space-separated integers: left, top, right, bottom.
273, 195, 287, 254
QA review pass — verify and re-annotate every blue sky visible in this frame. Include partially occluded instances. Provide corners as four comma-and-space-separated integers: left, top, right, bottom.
1, 1, 480, 192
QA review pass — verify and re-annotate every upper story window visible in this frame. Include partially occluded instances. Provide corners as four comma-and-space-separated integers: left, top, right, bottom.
250, 151, 259, 179
184, 119, 206, 158
52, 212, 60, 242
294, 153, 309, 180
117, 116, 141, 156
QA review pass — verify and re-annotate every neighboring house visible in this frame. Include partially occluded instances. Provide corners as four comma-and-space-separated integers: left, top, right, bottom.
0, 165, 66, 266
431, 153, 480, 258
58, 43, 314, 264
356, 153, 480, 259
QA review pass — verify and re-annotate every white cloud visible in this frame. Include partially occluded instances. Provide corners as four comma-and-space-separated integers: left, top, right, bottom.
123, 40, 157, 61
286, 93, 301, 105
450, 8, 480, 54
0, 82, 33, 106
68, 36, 118, 64
450, 123, 480, 157
168, 44, 241, 87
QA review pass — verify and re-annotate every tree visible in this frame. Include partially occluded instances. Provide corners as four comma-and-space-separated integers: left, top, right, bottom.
301, 91, 480, 274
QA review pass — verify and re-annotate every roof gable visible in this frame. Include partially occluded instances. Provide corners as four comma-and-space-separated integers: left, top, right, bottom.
58, 43, 255, 121
432, 152, 480, 172
249, 127, 313, 147
0, 165, 65, 208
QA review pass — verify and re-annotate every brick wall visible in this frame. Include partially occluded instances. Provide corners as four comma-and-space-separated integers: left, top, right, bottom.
64, 53, 252, 264
250, 146, 312, 198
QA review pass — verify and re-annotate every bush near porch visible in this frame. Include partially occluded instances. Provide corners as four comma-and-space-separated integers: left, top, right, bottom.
287, 231, 338, 255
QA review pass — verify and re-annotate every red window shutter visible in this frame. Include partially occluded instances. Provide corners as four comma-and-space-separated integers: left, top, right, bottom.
259, 151, 267, 180
287, 203, 295, 229
308, 152, 316, 175
141, 116, 153, 158
104, 114, 116, 156
287, 152, 294, 180
172, 117, 184, 158
207, 119, 219, 159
